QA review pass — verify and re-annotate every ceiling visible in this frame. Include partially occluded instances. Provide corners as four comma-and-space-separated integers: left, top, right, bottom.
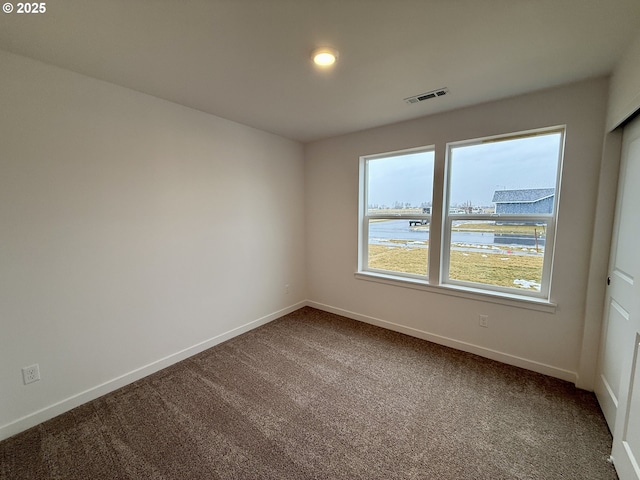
1, 0, 639, 143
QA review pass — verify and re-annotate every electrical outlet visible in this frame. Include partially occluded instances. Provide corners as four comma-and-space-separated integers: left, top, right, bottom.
22, 364, 40, 385
285, 284, 290, 294
479, 314, 488, 328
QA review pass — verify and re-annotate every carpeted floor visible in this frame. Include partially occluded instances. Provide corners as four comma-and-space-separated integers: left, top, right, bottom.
0, 307, 617, 479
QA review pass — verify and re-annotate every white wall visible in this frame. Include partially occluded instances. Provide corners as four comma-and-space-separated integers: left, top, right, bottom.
607, 30, 640, 130
305, 78, 609, 385
0, 50, 306, 440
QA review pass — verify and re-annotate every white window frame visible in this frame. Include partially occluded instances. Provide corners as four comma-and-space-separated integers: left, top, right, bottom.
440, 214, 556, 299
357, 126, 565, 307
359, 146, 435, 281
442, 127, 564, 299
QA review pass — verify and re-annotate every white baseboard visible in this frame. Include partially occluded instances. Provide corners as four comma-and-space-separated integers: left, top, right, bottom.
0, 301, 306, 442
1, 299, 578, 442
306, 300, 578, 385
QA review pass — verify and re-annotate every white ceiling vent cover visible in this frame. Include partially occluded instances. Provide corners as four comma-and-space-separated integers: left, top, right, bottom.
404, 88, 449, 104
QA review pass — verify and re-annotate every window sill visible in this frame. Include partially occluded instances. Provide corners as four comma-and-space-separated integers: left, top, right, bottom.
354, 271, 557, 313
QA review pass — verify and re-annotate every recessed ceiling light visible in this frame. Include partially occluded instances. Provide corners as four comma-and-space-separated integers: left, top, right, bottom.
312, 47, 338, 67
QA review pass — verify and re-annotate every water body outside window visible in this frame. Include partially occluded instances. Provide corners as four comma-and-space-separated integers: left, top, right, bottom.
362, 129, 562, 294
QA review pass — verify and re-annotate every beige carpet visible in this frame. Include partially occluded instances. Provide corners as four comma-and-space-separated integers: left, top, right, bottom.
0, 307, 617, 479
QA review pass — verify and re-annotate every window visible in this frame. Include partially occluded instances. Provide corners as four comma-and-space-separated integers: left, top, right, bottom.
360, 147, 434, 279
358, 127, 565, 302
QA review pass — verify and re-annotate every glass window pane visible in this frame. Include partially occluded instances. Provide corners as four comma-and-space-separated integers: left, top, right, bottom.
367, 150, 434, 215
448, 132, 562, 215
368, 219, 429, 276
448, 220, 547, 291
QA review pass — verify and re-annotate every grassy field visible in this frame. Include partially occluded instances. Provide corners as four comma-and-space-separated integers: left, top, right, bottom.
449, 250, 543, 288
452, 223, 545, 236
367, 221, 545, 290
368, 244, 429, 275
368, 244, 543, 290
411, 222, 546, 237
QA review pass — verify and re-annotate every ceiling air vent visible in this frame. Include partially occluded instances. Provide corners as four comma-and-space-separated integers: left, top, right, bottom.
404, 87, 449, 104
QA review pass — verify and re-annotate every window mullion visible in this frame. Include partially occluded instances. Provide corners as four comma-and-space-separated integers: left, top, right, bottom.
359, 126, 563, 301
429, 144, 446, 285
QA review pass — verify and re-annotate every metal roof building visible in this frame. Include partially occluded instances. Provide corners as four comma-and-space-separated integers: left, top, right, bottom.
492, 188, 555, 214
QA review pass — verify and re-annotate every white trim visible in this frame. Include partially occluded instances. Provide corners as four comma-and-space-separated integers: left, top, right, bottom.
307, 300, 574, 383
361, 144, 436, 161
440, 214, 550, 300
1, 299, 575, 442
355, 271, 557, 313
359, 146, 435, 275
0, 301, 306, 442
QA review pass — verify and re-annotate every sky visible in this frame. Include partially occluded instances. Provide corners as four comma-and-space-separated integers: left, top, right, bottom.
367, 132, 562, 208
